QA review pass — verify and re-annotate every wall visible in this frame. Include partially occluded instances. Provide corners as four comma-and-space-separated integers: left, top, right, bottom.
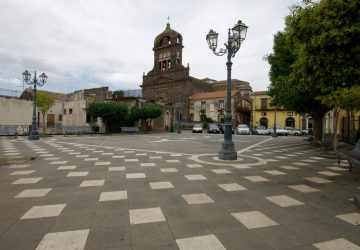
0, 97, 32, 125
63, 100, 87, 126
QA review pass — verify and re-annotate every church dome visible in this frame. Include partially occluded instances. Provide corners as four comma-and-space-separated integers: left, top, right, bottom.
154, 23, 182, 48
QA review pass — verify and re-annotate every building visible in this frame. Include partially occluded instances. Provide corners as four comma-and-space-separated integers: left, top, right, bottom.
251, 91, 306, 130
141, 22, 211, 123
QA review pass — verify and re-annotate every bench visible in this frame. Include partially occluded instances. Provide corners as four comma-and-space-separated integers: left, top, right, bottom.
336, 139, 360, 172
120, 127, 139, 133
0, 125, 18, 137
63, 126, 94, 136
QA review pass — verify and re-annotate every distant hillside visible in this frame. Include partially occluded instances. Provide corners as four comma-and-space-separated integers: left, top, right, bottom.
123, 89, 142, 97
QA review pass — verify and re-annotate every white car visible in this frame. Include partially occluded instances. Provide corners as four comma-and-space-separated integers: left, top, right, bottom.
254, 126, 269, 135
192, 124, 203, 133
285, 127, 302, 136
237, 124, 250, 135
269, 126, 288, 136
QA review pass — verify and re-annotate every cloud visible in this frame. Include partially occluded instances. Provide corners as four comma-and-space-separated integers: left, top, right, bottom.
0, 0, 300, 94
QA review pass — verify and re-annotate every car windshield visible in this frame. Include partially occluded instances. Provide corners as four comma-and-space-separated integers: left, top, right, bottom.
209, 124, 218, 129
238, 125, 248, 128
194, 124, 201, 128
258, 126, 266, 130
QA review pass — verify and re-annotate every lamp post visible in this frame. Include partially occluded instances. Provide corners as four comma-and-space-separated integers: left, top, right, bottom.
206, 20, 248, 160
22, 70, 48, 140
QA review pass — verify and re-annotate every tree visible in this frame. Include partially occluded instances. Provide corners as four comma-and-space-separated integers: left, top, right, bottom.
112, 90, 125, 101
267, 0, 360, 142
130, 104, 163, 130
320, 86, 360, 151
36, 92, 55, 135
86, 101, 129, 133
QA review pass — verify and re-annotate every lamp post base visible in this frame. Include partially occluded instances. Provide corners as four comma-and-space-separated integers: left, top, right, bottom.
219, 141, 237, 160
28, 131, 40, 140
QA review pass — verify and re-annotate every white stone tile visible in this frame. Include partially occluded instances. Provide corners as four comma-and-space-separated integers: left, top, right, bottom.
176, 234, 226, 250
310, 157, 325, 160
84, 158, 99, 161
102, 152, 114, 155
67, 172, 89, 177
129, 207, 166, 225
305, 177, 333, 184
244, 176, 269, 182
218, 183, 247, 192
80, 180, 105, 187
9, 170, 35, 175
76, 155, 89, 158
45, 157, 60, 160
266, 195, 304, 207
21, 204, 66, 219
12, 178, 42, 184
39, 154, 55, 157
99, 191, 127, 201
211, 169, 232, 174
182, 193, 214, 204
112, 156, 124, 159
267, 159, 278, 162
232, 211, 279, 229
141, 163, 156, 167
335, 213, 360, 226
232, 164, 251, 169
264, 170, 286, 175
126, 173, 146, 179
160, 168, 178, 173
149, 181, 174, 189
166, 160, 180, 163
94, 162, 111, 166
185, 175, 207, 181
15, 188, 52, 198
136, 153, 147, 156
57, 165, 77, 170
93, 150, 104, 153
293, 162, 309, 166
275, 156, 288, 159
326, 167, 347, 172
68, 152, 81, 155
109, 166, 125, 171
288, 184, 320, 193
5, 153, 21, 156
50, 161, 68, 165
279, 166, 299, 170
36, 229, 89, 250
186, 164, 203, 168
8, 164, 29, 169
124, 150, 135, 153
313, 238, 360, 250
125, 159, 139, 162
150, 156, 162, 159
317, 171, 341, 177
303, 159, 317, 163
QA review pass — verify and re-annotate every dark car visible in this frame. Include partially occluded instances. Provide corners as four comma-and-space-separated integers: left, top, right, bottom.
218, 124, 234, 134
207, 124, 220, 133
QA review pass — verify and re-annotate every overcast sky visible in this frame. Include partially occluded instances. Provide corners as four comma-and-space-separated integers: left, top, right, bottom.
0, 0, 300, 94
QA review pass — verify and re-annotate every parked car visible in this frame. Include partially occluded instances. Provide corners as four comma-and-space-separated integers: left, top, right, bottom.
192, 124, 203, 133
236, 124, 250, 135
285, 127, 302, 136
207, 123, 220, 133
254, 126, 270, 135
269, 126, 288, 136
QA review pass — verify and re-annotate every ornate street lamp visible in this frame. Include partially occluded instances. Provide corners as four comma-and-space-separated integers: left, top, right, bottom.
206, 20, 248, 160
22, 70, 48, 140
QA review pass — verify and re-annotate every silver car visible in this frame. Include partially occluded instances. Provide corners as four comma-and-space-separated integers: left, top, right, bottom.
269, 126, 288, 136
254, 126, 269, 135
237, 124, 250, 135
285, 127, 302, 136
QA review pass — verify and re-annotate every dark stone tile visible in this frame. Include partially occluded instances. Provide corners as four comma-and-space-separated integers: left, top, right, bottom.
167, 219, 211, 239
130, 222, 174, 245
85, 226, 131, 250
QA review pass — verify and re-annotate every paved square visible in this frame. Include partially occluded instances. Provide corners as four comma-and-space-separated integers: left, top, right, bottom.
126, 173, 146, 179
185, 175, 207, 181
182, 193, 214, 205
335, 213, 360, 226
244, 176, 269, 182
232, 211, 279, 229
160, 168, 178, 173
211, 169, 232, 174
266, 195, 305, 207
37, 229, 89, 250
305, 177, 333, 184
21, 204, 66, 219
9, 170, 35, 175
99, 191, 127, 201
80, 180, 105, 187
108, 166, 125, 171
288, 184, 320, 193
279, 166, 299, 170
264, 170, 286, 175
58, 165, 77, 170
12, 178, 42, 184
67, 171, 89, 177
317, 171, 341, 177
186, 164, 203, 168
129, 207, 166, 225
176, 234, 226, 250
15, 188, 52, 198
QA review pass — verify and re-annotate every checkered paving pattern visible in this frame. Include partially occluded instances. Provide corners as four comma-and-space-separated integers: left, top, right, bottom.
0, 135, 359, 249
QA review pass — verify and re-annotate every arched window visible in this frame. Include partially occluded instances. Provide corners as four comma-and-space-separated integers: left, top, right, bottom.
285, 117, 295, 128
259, 117, 268, 128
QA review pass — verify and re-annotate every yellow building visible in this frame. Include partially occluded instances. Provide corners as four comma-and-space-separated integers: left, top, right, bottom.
324, 109, 360, 142
251, 91, 306, 130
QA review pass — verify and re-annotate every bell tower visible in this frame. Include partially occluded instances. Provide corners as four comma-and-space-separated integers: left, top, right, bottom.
152, 22, 184, 72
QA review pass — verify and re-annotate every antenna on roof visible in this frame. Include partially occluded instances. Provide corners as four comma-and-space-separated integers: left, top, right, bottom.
167, 16, 170, 24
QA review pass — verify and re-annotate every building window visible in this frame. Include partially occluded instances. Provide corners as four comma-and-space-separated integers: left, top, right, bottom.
69, 108, 73, 114
260, 98, 267, 109
201, 101, 206, 111
63, 109, 66, 115
58, 114, 62, 122
287, 112, 294, 116
219, 100, 224, 110
261, 112, 266, 116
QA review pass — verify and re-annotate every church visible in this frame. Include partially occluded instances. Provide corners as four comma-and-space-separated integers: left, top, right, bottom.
141, 22, 252, 129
